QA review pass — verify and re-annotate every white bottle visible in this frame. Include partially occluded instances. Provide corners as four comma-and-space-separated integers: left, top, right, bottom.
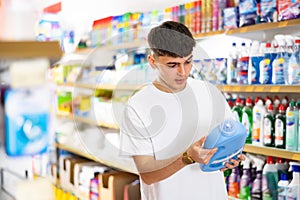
286, 162, 300, 200
252, 99, 266, 146
278, 173, 289, 200
262, 156, 278, 200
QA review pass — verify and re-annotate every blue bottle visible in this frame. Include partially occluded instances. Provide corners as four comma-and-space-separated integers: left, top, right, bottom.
260, 42, 277, 84
200, 118, 247, 172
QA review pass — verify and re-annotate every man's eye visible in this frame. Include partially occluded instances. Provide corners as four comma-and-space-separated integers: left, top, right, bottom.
185, 60, 192, 64
168, 65, 176, 68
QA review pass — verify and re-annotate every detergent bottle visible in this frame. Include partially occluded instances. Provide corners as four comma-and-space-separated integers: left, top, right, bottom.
252, 99, 267, 146
285, 101, 299, 151
242, 97, 253, 144
228, 167, 241, 198
200, 118, 247, 172
275, 104, 286, 149
263, 104, 275, 147
262, 156, 278, 200
232, 97, 244, 122
249, 154, 265, 200
239, 155, 252, 200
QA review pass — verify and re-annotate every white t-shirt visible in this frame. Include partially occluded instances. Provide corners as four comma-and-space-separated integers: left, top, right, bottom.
120, 78, 234, 200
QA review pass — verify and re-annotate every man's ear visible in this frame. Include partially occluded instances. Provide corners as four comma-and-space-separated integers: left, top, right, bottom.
148, 55, 156, 69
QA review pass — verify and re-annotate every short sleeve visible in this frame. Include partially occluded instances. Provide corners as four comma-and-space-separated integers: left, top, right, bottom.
119, 104, 154, 157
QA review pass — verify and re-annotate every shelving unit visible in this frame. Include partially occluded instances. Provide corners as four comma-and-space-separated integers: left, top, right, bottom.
217, 85, 300, 93
56, 114, 119, 129
55, 143, 137, 174
243, 144, 300, 161
0, 41, 62, 64
194, 18, 300, 40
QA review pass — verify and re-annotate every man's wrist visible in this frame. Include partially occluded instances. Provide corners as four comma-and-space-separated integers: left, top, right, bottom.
182, 151, 195, 165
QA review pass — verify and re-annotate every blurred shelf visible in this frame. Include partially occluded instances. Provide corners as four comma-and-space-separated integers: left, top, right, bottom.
217, 85, 300, 93
226, 18, 300, 35
55, 143, 137, 174
56, 114, 119, 129
243, 144, 300, 161
59, 82, 144, 91
0, 41, 63, 63
75, 40, 148, 54
194, 18, 300, 40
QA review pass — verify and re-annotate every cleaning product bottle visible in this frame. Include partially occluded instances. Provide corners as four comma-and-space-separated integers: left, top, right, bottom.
285, 101, 299, 151
232, 97, 244, 122
263, 104, 275, 147
200, 118, 247, 171
276, 158, 289, 182
272, 35, 287, 85
227, 43, 239, 84
286, 162, 300, 199
252, 98, 267, 146
287, 39, 300, 85
277, 173, 289, 200
237, 42, 250, 85
249, 154, 265, 200
275, 104, 287, 149
228, 167, 241, 198
262, 156, 279, 200
242, 97, 253, 144
260, 42, 275, 84
240, 156, 252, 200
249, 41, 264, 84
296, 100, 300, 151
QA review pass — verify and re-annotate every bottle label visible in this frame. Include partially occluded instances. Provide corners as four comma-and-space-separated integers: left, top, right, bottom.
275, 118, 284, 146
260, 58, 272, 84
237, 57, 249, 84
272, 57, 285, 84
263, 118, 272, 144
286, 113, 296, 148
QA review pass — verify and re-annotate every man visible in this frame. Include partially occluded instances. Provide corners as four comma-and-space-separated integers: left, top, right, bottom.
120, 21, 244, 200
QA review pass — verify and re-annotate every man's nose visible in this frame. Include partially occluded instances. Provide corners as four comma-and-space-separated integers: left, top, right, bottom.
177, 64, 186, 76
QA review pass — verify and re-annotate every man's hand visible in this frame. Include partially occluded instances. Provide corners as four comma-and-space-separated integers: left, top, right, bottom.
187, 136, 218, 164
220, 154, 246, 171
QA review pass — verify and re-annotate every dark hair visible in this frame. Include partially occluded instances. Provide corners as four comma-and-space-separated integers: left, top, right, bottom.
147, 21, 196, 58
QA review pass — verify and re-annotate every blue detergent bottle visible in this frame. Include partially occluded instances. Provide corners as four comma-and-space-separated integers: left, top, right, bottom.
200, 118, 247, 172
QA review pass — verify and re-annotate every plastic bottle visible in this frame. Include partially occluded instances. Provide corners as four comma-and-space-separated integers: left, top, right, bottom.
276, 158, 289, 180
242, 97, 253, 144
272, 35, 287, 84
275, 104, 287, 149
237, 42, 250, 85
285, 101, 299, 151
284, 36, 294, 84
232, 97, 244, 122
228, 167, 240, 198
252, 99, 267, 146
240, 157, 252, 200
262, 156, 278, 200
287, 39, 300, 85
296, 100, 300, 151
263, 104, 275, 147
200, 118, 247, 171
249, 41, 264, 84
286, 162, 300, 199
227, 42, 239, 84
277, 173, 289, 200
260, 42, 276, 84
249, 154, 265, 200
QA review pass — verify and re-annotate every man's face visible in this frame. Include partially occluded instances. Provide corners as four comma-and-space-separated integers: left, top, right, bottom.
148, 54, 193, 93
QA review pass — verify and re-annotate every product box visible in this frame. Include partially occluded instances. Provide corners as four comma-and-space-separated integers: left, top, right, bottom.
98, 171, 139, 200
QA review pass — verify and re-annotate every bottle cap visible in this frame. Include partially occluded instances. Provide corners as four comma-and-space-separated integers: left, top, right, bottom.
267, 156, 274, 164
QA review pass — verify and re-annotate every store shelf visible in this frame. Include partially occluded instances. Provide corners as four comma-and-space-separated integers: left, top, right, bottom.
56, 114, 119, 129
243, 144, 300, 161
217, 85, 300, 93
75, 40, 148, 54
59, 82, 144, 91
194, 18, 300, 40
0, 41, 63, 63
226, 18, 300, 35
55, 143, 137, 174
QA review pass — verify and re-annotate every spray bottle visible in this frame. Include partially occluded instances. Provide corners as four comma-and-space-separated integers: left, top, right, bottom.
240, 155, 252, 200
286, 162, 300, 199
262, 156, 278, 200
248, 154, 265, 200
228, 167, 241, 198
